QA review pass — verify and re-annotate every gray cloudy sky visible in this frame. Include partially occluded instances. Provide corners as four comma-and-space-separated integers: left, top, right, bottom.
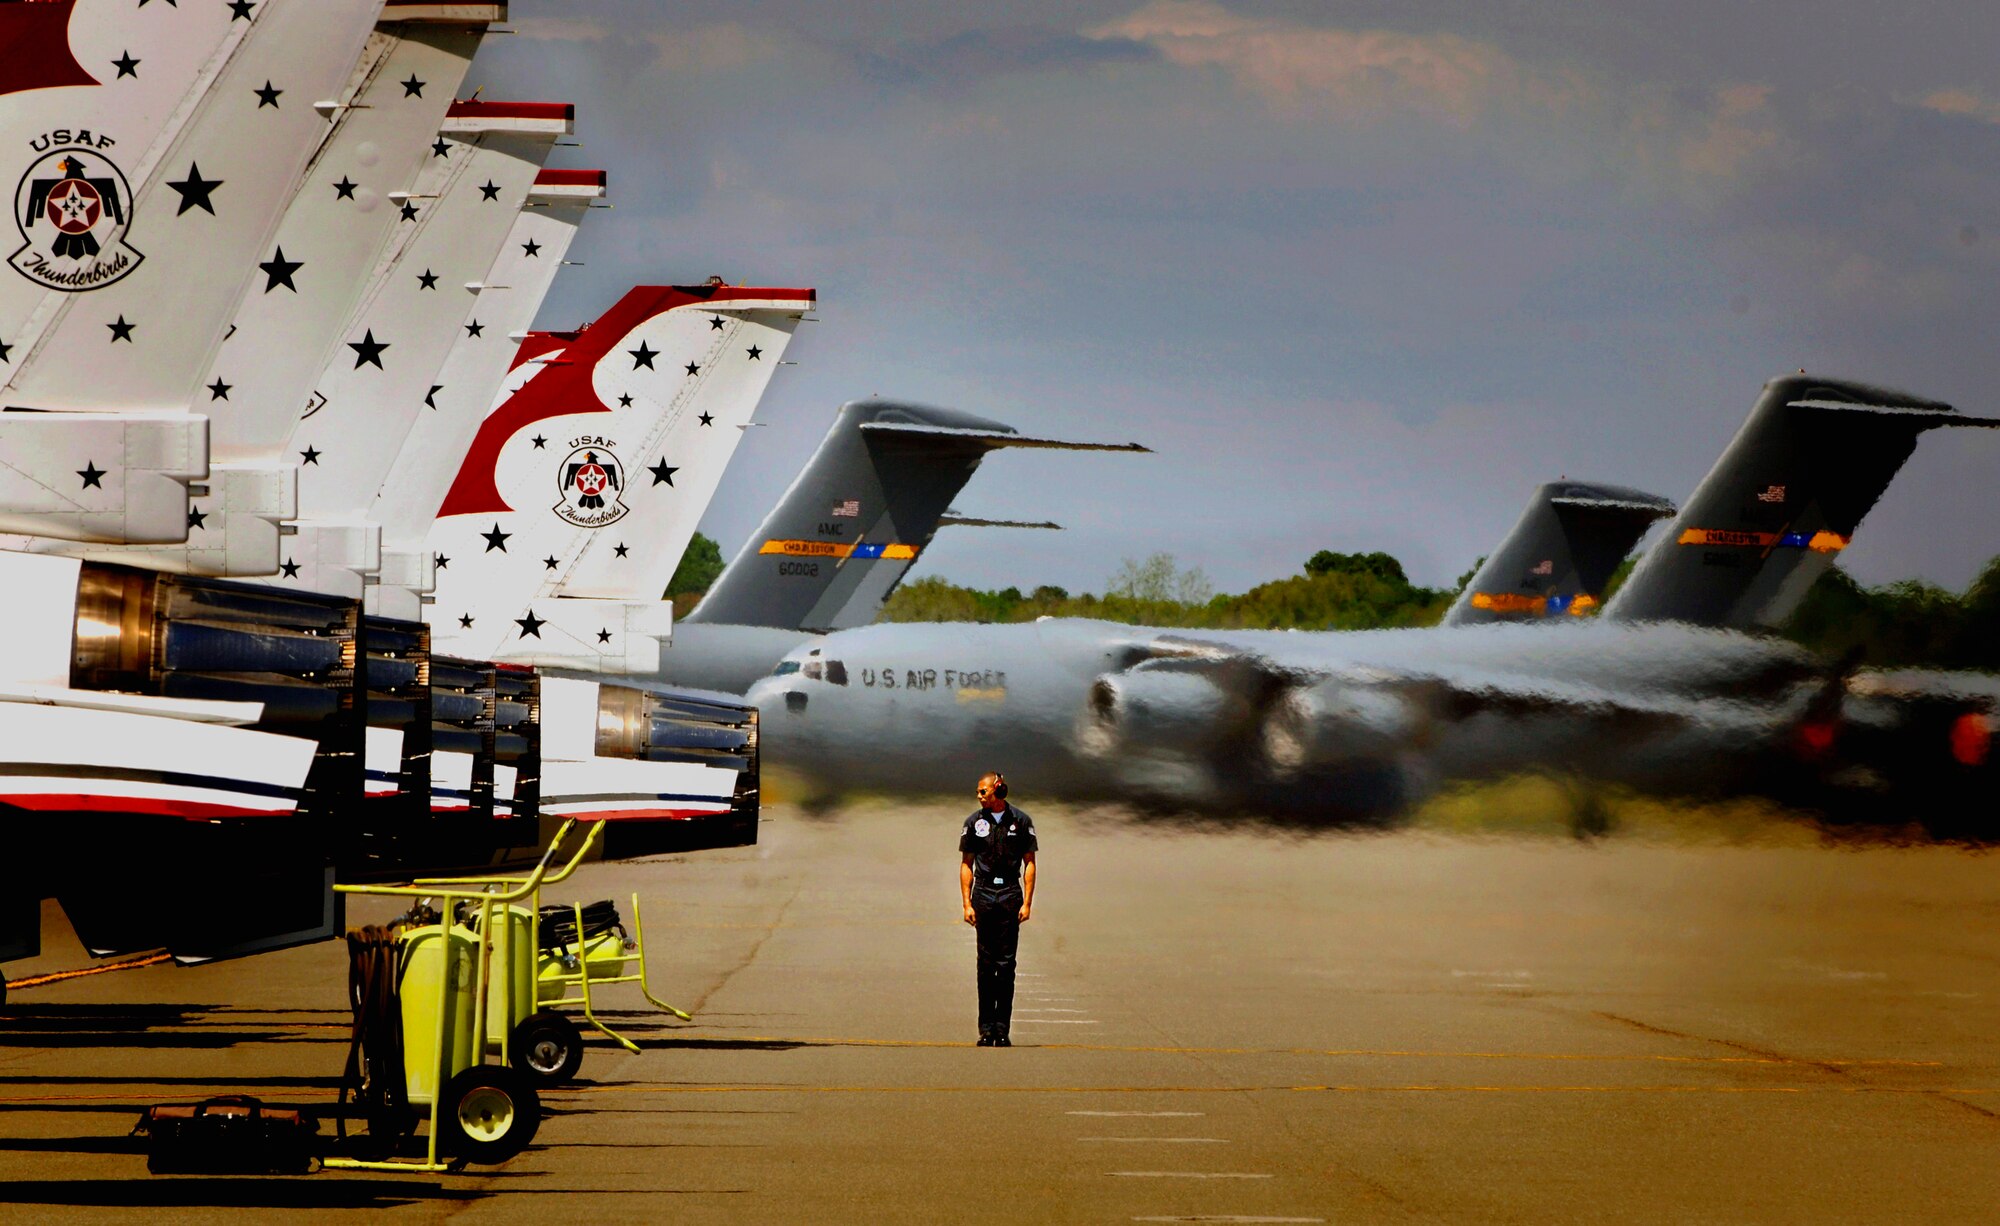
468, 1, 2000, 594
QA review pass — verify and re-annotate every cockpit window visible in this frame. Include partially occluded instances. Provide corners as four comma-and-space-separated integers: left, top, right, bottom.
804, 661, 823, 681
825, 660, 848, 686
773, 660, 802, 676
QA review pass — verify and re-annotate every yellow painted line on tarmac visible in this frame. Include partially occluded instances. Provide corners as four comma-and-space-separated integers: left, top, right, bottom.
0, 1089, 344, 1104
0, 1083, 1992, 1107
555, 1083, 2000, 1098
646, 1034, 1940, 1067
4, 952, 171, 989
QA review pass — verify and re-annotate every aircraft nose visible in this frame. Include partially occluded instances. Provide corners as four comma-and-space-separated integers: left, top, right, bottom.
746, 677, 802, 717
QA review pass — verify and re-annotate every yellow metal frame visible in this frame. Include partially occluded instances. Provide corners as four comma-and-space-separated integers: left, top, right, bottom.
414, 833, 692, 1056
535, 892, 692, 1053
320, 818, 602, 1174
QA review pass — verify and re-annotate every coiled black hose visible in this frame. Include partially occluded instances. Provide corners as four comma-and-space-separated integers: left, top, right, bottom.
338, 926, 408, 1149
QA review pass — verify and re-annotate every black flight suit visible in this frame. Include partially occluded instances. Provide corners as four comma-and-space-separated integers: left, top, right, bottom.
960, 804, 1038, 1042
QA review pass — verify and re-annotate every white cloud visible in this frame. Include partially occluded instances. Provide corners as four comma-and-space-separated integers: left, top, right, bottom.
1087, 0, 1582, 129
1089, 1, 1790, 198
649, 23, 790, 76
1913, 88, 2000, 124
509, 17, 612, 43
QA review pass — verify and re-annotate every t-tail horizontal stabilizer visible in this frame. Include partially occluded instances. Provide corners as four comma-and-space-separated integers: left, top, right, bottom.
856, 422, 1151, 454
937, 515, 1064, 530
1604, 374, 1988, 630
687, 399, 1146, 636
1443, 481, 1676, 627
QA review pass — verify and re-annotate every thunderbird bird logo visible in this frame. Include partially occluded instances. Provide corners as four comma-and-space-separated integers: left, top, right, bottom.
12, 147, 143, 291
554, 443, 629, 527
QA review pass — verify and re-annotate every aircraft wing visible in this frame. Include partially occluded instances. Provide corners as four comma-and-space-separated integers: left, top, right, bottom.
1131, 635, 1720, 727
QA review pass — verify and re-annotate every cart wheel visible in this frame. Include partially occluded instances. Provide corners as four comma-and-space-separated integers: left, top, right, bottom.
511, 1010, 585, 1085
439, 1066, 540, 1164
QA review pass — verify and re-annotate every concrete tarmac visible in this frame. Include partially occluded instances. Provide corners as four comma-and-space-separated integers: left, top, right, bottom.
2, 796, 1998, 1223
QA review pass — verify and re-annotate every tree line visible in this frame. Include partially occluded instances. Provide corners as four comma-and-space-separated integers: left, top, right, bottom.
669, 532, 2000, 669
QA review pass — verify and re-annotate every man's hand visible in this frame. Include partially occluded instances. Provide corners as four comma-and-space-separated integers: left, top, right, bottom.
963, 903, 977, 926
1017, 902, 1031, 923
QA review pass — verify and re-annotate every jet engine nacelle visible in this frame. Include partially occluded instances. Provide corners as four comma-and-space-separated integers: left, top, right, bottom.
593, 681, 757, 771
1259, 679, 1423, 778
1080, 669, 1239, 761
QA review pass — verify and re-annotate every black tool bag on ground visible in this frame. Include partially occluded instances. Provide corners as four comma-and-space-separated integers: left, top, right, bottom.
137, 1095, 315, 1174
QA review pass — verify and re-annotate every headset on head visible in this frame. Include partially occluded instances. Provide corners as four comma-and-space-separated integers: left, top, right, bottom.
982, 771, 1008, 800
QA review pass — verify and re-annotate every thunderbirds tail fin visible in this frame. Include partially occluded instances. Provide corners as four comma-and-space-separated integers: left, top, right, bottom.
1442, 481, 1675, 626
366, 167, 607, 618
203, 17, 500, 470
421, 282, 815, 671
15, 11, 502, 574
272, 100, 570, 600
1604, 373, 2000, 629
4, 0, 384, 414
1, 0, 243, 370
685, 399, 1148, 633
0, 0, 384, 546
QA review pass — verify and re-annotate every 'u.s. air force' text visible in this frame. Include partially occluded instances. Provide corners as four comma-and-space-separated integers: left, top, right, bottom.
860, 667, 1007, 692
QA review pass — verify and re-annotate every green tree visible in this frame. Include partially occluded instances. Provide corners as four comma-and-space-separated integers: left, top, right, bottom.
876, 546, 1448, 631
666, 532, 725, 603
1305, 550, 1408, 585
1109, 553, 1213, 604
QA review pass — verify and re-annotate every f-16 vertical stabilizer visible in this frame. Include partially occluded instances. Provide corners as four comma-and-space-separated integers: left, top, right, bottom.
1442, 481, 1675, 626
369, 167, 607, 619
276, 99, 571, 600
6, 0, 382, 416
422, 282, 816, 672
0, 0, 383, 546
13, 7, 504, 575
1604, 374, 1999, 630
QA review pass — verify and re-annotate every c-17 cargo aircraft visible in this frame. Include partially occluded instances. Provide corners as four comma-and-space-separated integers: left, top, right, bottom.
749, 375, 2000, 819
658, 397, 1149, 695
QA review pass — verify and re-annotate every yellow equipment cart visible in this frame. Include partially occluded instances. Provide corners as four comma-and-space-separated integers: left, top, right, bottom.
325, 819, 603, 1171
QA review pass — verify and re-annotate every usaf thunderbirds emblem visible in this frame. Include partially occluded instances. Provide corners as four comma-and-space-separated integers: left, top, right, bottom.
555, 441, 628, 527
12, 146, 144, 291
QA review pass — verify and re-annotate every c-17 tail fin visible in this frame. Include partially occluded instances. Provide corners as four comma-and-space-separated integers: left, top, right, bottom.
1604, 373, 2000, 630
684, 398, 1148, 634
1442, 481, 1676, 626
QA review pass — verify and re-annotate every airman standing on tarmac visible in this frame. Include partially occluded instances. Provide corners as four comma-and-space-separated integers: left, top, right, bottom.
960, 771, 1037, 1047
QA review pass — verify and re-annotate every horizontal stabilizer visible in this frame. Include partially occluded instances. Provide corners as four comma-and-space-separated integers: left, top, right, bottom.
859, 422, 1151, 453
937, 515, 1063, 530
1547, 493, 1679, 513
1787, 398, 2000, 428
